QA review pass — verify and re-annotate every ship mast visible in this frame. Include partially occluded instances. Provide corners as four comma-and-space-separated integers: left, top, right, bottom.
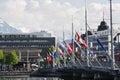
110, 0, 115, 69
85, 0, 89, 67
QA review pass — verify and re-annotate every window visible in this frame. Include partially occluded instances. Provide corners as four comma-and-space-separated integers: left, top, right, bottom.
90, 42, 93, 48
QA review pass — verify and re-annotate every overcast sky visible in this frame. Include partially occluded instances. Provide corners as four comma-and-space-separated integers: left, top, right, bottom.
0, 0, 120, 40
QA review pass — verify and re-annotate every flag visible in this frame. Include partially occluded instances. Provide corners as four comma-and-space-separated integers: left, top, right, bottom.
74, 40, 81, 48
57, 47, 64, 56
90, 50, 94, 54
54, 57, 59, 65
67, 44, 72, 55
75, 32, 80, 41
64, 41, 72, 55
59, 43, 68, 55
75, 32, 87, 48
94, 35, 107, 52
54, 51, 60, 58
50, 55, 54, 60
46, 54, 51, 64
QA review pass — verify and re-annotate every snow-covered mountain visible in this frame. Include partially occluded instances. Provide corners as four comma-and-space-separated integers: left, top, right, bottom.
0, 19, 22, 34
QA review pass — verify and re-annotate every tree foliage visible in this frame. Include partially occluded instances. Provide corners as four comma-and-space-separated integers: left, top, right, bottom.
0, 50, 3, 62
5, 50, 18, 65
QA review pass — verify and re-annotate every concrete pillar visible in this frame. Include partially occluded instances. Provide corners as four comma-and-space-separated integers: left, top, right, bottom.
72, 72, 81, 80
94, 73, 114, 80
81, 72, 94, 80
94, 73, 100, 80
61, 72, 81, 80
114, 76, 120, 80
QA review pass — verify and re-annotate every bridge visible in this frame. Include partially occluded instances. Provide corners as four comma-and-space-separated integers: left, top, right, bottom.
30, 59, 120, 80
30, 37, 120, 80
30, 35, 120, 80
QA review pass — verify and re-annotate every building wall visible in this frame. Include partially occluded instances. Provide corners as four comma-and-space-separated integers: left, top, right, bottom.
88, 30, 111, 57
0, 33, 56, 64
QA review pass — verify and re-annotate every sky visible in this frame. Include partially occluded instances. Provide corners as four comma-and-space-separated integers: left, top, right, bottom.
0, 0, 120, 40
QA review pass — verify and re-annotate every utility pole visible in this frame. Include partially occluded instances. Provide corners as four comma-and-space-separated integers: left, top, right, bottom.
85, 0, 89, 67
110, 0, 115, 70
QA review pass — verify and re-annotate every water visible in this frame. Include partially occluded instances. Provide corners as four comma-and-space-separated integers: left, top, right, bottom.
0, 77, 109, 80
0, 77, 94, 80
0, 77, 63, 80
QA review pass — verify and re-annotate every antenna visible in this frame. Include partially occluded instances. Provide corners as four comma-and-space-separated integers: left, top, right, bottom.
103, 10, 105, 21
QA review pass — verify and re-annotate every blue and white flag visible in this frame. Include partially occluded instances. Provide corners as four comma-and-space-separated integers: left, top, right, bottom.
59, 42, 69, 55
94, 35, 107, 53
54, 51, 60, 58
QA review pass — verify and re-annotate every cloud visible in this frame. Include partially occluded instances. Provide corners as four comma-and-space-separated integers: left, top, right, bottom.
84, 3, 120, 30
0, 0, 120, 40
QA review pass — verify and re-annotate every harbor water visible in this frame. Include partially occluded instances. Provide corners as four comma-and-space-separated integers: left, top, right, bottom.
0, 77, 96, 80
0, 77, 102, 80
0, 77, 63, 80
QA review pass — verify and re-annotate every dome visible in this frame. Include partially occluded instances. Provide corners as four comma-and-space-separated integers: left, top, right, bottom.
100, 21, 106, 25
97, 20, 109, 31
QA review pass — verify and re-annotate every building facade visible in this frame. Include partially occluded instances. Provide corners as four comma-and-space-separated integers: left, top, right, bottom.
87, 20, 119, 60
0, 31, 56, 67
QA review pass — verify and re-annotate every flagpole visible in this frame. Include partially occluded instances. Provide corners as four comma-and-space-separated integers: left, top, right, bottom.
85, 0, 89, 67
110, 0, 115, 70
63, 26, 66, 67
27, 50, 29, 71
72, 16, 75, 63
63, 26, 65, 42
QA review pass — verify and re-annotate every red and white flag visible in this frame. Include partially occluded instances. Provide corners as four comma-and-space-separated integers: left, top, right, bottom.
75, 32, 87, 48
46, 54, 51, 64
57, 47, 64, 56
64, 41, 72, 55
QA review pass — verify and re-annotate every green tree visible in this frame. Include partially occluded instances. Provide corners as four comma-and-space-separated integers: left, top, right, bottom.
0, 50, 3, 62
5, 50, 18, 66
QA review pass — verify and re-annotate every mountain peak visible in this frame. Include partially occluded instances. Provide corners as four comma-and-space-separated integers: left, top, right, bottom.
0, 18, 5, 27
0, 18, 23, 34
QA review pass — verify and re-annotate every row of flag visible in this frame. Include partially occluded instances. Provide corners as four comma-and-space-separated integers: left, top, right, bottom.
46, 31, 107, 65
